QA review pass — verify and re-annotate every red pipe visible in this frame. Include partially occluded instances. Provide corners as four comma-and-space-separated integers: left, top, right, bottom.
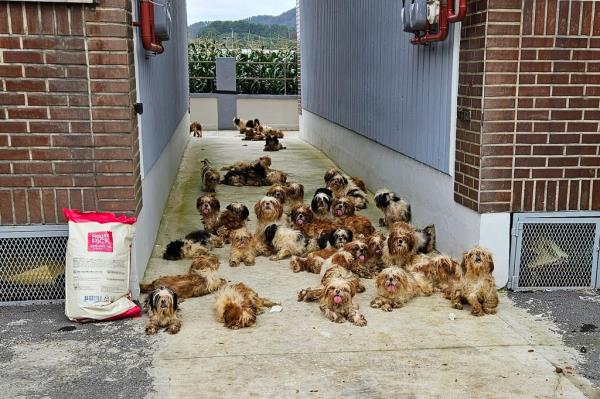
136, 0, 164, 54
411, 0, 449, 45
448, 0, 467, 23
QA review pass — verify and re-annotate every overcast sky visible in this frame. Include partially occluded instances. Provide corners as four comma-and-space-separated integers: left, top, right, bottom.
187, 0, 296, 24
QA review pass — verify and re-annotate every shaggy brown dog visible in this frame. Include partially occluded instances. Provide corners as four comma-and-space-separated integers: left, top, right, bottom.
290, 228, 353, 273
370, 267, 433, 311
332, 197, 375, 238
220, 156, 272, 186
365, 232, 387, 277
297, 266, 366, 326
451, 247, 499, 316
264, 135, 286, 151
213, 282, 279, 329
233, 117, 256, 133
228, 228, 256, 267
196, 194, 220, 233
411, 255, 462, 298
214, 203, 250, 243
254, 196, 284, 255
374, 188, 411, 226
324, 169, 368, 210
188, 254, 219, 273
140, 259, 226, 300
190, 121, 202, 138
382, 222, 420, 268
265, 170, 288, 185
264, 223, 308, 261
289, 205, 338, 239
242, 128, 265, 141
285, 182, 305, 210
144, 286, 181, 335
200, 159, 220, 193
414, 224, 437, 254
310, 188, 334, 221
266, 184, 287, 207
320, 241, 370, 278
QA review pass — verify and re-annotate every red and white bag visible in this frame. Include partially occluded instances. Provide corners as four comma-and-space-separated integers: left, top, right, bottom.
63, 209, 141, 322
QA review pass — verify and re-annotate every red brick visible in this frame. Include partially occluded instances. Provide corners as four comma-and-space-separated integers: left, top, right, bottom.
34, 175, 73, 187
9, 3, 24, 34
565, 168, 596, 178
54, 162, 94, 174
593, 180, 600, 210
27, 189, 42, 223
48, 80, 88, 93
551, 110, 582, 120
7, 108, 48, 120
0, 121, 27, 133
0, 93, 25, 106
0, 176, 32, 187
69, 189, 83, 211
3, 51, 44, 64
24, 65, 65, 78
5, 80, 46, 92
0, 36, 20, 49
13, 189, 28, 224
28, 94, 68, 106
533, 146, 564, 155
548, 133, 580, 144
568, 181, 580, 210
13, 163, 52, 174
86, 23, 130, 38
49, 108, 89, 120
46, 51, 87, 65
30, 121, 69, 133
10, 135, 50, 147
552, 86, 583, 96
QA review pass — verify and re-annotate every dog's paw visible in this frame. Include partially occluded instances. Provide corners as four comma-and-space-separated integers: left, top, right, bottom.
167, 324, 181, 334
382, 304, 393, 312
269, 255, 279, 261
244, 260, 255, 266
471, 308, 484, 317
378, 218, 386, 227
297, 289, 308, 302
229, 260, 240, 267
145, 326, 158, 335
452, 302, 463, 310
354, 315, 367, 327
483, 307, 496, 315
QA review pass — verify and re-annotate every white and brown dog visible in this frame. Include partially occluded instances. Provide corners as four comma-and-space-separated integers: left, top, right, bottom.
144, 286, 181, 335
254, 196, 284, 255
324, 169, 368, 210
196, 194, 220, 233
374, 188, 411, 226
264, 223, 308, 261
214, 282, 279, 329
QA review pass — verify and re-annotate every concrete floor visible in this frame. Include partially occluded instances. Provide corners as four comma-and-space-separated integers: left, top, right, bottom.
143, 131, 598, 398
1, 131, 598, 398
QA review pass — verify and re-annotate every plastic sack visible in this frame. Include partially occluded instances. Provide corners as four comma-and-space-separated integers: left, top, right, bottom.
63, 209, 141, 322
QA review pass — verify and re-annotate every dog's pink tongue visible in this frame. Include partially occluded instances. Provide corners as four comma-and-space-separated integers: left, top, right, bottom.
296, 218, 304, 225
387, 284, 396, 293
333, 295, 342, 304
202, 208, 209, 215
358, 255, 365, 261
336, 210, 343, 216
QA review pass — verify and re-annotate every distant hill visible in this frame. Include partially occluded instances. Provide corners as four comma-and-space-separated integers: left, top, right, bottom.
247, 9, 295, 28
188, 8, 296, 40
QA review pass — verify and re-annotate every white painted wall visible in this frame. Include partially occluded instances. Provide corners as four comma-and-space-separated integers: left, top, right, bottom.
190, 97, 218, 130
130, 113, 190, 298
479, 213, 511, 287
236, 97, 299, 129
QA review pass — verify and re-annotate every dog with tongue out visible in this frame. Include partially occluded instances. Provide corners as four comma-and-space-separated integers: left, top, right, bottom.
370, 266, 433, 312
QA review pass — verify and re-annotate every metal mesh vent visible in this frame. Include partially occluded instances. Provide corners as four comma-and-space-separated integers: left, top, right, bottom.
0, 230, 67, 305
511, 215, 600, 291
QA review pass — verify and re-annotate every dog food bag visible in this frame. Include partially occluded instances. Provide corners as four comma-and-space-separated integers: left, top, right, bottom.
63, 209, 141, 322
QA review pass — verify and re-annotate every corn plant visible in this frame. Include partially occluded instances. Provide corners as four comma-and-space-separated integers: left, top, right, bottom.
188, 39, 297, 95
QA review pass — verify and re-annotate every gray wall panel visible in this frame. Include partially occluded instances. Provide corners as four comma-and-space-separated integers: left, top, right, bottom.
300, 0, 456, 173
135, 0, 189, 174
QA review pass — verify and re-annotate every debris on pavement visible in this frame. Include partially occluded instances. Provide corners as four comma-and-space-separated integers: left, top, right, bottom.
269, 305, 283, 313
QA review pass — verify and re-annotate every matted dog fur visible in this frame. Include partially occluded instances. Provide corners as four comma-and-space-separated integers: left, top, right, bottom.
451, 247, 499, 316
332, 197, 375, 238
196, 194, 221, 233
229, 227, 257, 267
370, 266, 433, 311
213, 282, 279, 329
144, 286, 181, 335
374, 188, 411, 226
297, 265, 367, 326
190, 121, 202, 138
201, 159, 220, 192
264, 223, 308, 261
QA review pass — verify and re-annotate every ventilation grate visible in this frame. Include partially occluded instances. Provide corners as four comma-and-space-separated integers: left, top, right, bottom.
0, 227, 68, 305
510, 215, 600, 291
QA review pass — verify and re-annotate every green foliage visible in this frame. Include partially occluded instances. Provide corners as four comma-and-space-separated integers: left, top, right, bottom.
188, 40, 297, 95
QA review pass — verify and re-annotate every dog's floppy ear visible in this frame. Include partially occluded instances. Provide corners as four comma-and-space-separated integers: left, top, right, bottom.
264, 224, 278, 245
328, 231, 338, 247
149, 290, 158, 311
374, 192, 389, 208
254, 118, 260, 126
310, 196, 319, 212
163, 240, 184, 260
253, 162, 266, 177
226, 203, 234, 212
341, 175, 348, 185
211, 196, 221, 210
460, 252, 468, 274
391, 194, 401, 202
240, 205, 250, 220
346, 229, 353, 243
169, 288, 178, 311
318, 231, 332, 249
405, 203, 412, 223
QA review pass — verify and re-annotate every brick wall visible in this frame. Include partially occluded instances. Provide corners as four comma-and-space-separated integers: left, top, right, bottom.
0, 0, 141, 225
455, 0, 600, 213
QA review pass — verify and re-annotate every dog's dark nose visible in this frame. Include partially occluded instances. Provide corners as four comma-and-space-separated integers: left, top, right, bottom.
475, 254, 482, 262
